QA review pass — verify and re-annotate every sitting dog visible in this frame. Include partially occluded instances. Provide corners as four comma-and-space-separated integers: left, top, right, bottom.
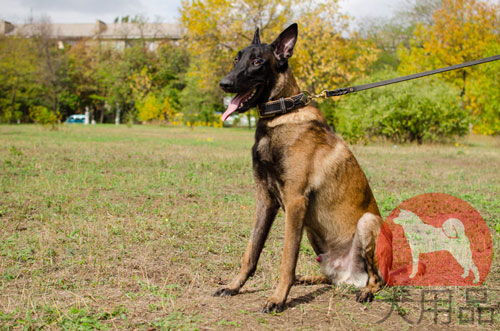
214, 23, 392, 313
393, 209, 479, 283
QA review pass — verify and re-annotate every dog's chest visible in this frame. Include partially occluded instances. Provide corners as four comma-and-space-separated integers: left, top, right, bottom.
252, 130, 288, 204
252, 128, 288, 174
254, 135, 273, 162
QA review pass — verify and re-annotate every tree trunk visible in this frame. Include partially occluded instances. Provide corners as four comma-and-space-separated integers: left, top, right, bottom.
115, 103, 120, 125
100, 107, 104, 123
460, 70, 467, 98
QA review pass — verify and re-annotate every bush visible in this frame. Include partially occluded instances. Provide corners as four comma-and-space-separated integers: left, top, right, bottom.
323, 70, 470, 144
136, 93, 176, 123
29, 106, 59, 128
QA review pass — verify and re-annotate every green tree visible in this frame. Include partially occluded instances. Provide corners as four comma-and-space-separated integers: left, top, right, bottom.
0, 37, 40, 123
67, 41, 100, 117
30, 17, 71, 120
154, 41, 189, 114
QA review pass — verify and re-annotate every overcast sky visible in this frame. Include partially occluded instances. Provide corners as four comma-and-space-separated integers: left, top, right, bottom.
0, 0, 402, 24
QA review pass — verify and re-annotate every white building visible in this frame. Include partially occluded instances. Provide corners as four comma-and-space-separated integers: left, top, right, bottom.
0, 20, 182, 49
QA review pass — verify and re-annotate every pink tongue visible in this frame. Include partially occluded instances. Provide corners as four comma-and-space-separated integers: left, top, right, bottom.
221, 90, 253, 121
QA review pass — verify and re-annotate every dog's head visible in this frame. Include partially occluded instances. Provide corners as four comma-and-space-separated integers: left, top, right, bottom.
219, 23, 298, 121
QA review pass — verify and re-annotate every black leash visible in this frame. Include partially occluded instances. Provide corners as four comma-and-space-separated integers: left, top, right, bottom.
258, 54, 500, 118
324, 54, 500, 97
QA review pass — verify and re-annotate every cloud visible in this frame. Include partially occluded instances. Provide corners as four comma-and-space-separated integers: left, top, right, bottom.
17, 0, 142, 15
340, 0, 401, 20
0, 0, 181, 23
0, 0, 399, 24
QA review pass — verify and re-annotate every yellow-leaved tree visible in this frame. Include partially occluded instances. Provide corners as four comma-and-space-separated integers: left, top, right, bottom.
291, 0, 379, 93
137, 93, 175, 123
180, 0, 292, 119
131, 66, 177, 123
130, 66, 152, 106
398, 0, 500, 135
469, 42, 500, 139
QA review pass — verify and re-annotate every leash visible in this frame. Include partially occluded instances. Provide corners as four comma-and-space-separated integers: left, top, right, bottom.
258, 54, 500, 118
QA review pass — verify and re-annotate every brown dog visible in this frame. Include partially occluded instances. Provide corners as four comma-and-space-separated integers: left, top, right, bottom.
215, 23, 392, 313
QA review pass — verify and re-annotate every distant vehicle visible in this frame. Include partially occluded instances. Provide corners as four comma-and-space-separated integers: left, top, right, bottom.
65, 114, 86, 124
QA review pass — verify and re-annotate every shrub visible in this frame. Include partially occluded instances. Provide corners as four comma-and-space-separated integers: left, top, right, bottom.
136, 93, 176, 123
323, 70, 470, 144
29, 106, 59, 128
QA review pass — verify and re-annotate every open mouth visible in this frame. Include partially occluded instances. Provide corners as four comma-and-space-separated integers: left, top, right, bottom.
221, 86, 261, 121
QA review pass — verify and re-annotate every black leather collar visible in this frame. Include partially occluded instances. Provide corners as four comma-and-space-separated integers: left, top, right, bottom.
257, 93, 310, 118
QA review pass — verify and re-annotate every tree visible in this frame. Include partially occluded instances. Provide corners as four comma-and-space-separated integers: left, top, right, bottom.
397, 0, 442, 27
30, 16, 71, 120
398, 0, 498, 98
180, 0, 379, 124
290, 0, 378, 93
67, 41, 100, 117
357, 0, 442, 71
0, 37, 40, 123
468, 42, 500, 139
179, 0, 293, 120
154, 41, 190, 114
398, 0, 500, 136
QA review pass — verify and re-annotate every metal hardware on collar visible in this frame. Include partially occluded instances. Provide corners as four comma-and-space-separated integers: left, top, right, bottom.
279, 98, 286, 113
258, 93, 311, 118
309, 90, 328, 99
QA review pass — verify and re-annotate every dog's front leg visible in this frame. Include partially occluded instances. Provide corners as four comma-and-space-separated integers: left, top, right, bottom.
214, 185, 279, 297
262, 196, 306, 313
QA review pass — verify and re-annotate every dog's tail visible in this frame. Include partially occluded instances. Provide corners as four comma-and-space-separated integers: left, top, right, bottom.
442, 218, 466, 239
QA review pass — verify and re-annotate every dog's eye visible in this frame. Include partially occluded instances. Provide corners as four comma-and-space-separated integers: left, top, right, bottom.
253, 58, 263, 66
234, 56, 240, 64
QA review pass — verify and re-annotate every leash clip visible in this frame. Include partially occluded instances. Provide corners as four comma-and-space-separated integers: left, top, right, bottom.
303, 90, 327, 104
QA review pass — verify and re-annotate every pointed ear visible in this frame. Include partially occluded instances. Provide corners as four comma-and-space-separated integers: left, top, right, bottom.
271, 23, 298, 66
252, 28, 261, 45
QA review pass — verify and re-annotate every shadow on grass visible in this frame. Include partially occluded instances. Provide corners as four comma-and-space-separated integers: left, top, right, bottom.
238, 288, 267, 295
287, 286, 332, 309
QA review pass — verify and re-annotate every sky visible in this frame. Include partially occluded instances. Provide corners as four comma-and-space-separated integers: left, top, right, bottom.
0, 0, 403, 24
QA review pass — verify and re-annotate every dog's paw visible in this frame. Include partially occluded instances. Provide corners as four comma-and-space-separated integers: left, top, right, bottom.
261, 299, 285, 314
213, 287, 239, 297
356, 290, 374, 303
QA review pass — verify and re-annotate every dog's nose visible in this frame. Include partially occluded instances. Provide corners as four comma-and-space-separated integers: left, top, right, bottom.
219, 77, 235, 91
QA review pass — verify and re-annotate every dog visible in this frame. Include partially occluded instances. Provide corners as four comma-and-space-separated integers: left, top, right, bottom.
393, 209, 479, 283
214, 23, 392, 313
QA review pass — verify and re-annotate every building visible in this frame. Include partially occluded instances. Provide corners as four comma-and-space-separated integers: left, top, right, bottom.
0, 20, 182, 49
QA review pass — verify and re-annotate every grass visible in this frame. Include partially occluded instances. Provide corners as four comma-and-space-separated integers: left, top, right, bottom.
0, 124, 499, 329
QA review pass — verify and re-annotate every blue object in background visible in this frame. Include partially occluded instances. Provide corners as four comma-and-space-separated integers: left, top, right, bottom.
65, 114, 86, 124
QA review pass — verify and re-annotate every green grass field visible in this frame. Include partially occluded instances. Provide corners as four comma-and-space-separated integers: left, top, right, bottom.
1, 124, 499, 330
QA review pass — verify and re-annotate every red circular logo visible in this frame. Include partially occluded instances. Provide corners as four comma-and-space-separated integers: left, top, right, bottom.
377, 193, 493, 286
